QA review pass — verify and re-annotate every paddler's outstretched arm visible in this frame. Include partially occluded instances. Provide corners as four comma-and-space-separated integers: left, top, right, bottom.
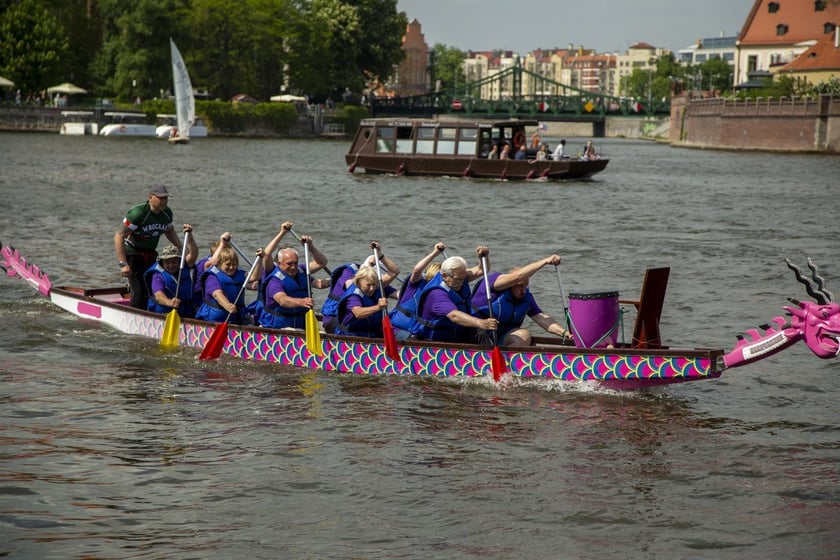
261, 221, 294, 272
491, 254, 562, 291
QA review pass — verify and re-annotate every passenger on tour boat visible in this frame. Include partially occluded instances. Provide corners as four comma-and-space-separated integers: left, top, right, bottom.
257, 234, 328, 330
115, 185, 185, 309
195, 247, 259, 324
487, 145, 499, 159
321, 241, 400, 333
470, 254, 570, 346
144, 226, 198, 317
335, 258, 400, 338
552, 139, 567, 160
582, 140, 597, 160
500, 144, 511, 160
514, 144, 527, 160
408, 254, 499, 344
530, 132, 541, 150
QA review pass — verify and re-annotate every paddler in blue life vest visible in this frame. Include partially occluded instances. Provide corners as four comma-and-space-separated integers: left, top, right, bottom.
321, 241, 400, 333
115, 185, 186, 309
144, 225, 198, 317
334, 257, 400, 338
470, 254, 570, 346
257, 234, 329, 330
391, 243, 486, 340
195, 247, 259, 324
409, 254, 498, 343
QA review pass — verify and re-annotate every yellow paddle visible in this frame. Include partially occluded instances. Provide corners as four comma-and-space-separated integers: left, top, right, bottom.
302, 240, 323, 356
160, 231, 189, 350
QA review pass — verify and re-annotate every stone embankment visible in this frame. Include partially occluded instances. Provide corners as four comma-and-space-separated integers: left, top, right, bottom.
670, 94, 839, 153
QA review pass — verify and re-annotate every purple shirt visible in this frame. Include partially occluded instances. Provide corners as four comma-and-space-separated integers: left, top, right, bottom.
204, 274, 222, 297
470, 272, 502, 310
266, 265, 309, 303
471, 271, 543, 317
419, 288, 459, 321
397, 279, 423, 305
341, 285, 395, 326
330, 267, 357, 300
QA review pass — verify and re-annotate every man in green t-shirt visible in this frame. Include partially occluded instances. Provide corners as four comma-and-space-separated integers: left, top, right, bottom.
114, 185, 185, 309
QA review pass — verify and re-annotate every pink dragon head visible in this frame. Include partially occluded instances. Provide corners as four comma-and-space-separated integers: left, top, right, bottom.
723, 258, 839, 369
785, 259, 840, 359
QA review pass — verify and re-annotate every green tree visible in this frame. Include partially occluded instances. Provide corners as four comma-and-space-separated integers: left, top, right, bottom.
90, 0, 190, 100
697, 57, 733, 93
619, 53, 679, 104
42, 0, 103, 90
0, 0, 69, 95
287, 0, 406, 101
430, 43, 464, 93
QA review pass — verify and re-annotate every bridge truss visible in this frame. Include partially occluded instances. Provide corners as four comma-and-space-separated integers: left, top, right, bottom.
372, 60, 670, 119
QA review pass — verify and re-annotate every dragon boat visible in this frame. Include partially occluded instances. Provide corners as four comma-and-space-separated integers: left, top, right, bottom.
3, 243, 838, 389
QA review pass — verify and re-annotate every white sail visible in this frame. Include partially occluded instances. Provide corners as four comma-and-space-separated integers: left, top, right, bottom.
170, 38, 194, 140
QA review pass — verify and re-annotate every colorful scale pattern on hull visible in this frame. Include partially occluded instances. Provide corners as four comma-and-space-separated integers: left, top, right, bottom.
46, 288, 719, 385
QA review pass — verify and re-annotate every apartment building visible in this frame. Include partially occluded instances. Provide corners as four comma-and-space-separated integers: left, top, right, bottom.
735, 0, 840, 85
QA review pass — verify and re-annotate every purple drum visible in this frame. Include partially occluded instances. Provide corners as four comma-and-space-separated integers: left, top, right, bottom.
568, 290, 619, 348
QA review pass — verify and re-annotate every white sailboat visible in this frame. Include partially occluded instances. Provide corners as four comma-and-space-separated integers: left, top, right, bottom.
166, 38, 206, 144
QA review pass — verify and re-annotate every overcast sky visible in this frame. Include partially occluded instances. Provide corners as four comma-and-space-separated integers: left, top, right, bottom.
396, 0, 753, 55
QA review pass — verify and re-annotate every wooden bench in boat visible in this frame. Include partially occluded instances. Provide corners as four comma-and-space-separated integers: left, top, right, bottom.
619, 267, 670, 349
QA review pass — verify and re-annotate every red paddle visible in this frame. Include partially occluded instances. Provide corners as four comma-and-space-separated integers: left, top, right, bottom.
480, 255, 507, 381
199, 256, 260, 360
372, 245, 400, 363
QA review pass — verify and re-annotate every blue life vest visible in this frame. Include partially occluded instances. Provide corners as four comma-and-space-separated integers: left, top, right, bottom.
258, 266, 310, 329
143, 262, 194, 317
320, 263, 359, 323
335, 285, 383, 338
195, 266, 246, 323
409, 273, 472, 342
473, 286, 532, 342
388, 278, 428, 332
192, 255, 211, 310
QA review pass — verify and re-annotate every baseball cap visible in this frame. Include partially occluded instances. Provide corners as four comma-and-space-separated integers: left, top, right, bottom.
149, 185, 170, 197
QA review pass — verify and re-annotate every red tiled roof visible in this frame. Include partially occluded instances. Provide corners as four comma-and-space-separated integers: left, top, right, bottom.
780, 32, 840, 71
739, 0, 840, 46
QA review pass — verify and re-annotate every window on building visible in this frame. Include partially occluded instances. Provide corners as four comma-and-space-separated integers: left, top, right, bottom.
776, 24, 789, 35
723, 52, 734, 62
748, 55, 757, 73
696, 54, 707, 62
824, 22, 836, 34
815, 0, 826, 11
768, 2, 779, 13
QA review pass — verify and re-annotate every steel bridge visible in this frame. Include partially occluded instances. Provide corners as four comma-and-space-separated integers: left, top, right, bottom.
372, 59, 670, 120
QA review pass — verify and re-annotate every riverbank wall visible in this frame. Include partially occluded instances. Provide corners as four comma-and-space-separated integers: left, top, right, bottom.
669, 94, 840, 153
0, 106, 332, 137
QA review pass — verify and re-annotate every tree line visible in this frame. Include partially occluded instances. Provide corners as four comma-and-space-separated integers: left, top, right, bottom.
0, 0, 408, 103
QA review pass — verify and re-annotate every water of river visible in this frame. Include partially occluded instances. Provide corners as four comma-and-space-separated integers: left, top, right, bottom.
1, 132, 839, 559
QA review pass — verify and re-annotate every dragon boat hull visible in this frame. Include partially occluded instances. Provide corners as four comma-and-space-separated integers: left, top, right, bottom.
7, 243, 837, 389
44, 285, 723, 388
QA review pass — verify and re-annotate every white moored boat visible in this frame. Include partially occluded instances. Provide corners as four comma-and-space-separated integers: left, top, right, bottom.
59, 110, 99, 136
99, 111, 156, 137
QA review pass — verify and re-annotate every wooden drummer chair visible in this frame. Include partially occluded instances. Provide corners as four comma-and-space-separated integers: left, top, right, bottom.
619, 267, 670, 349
